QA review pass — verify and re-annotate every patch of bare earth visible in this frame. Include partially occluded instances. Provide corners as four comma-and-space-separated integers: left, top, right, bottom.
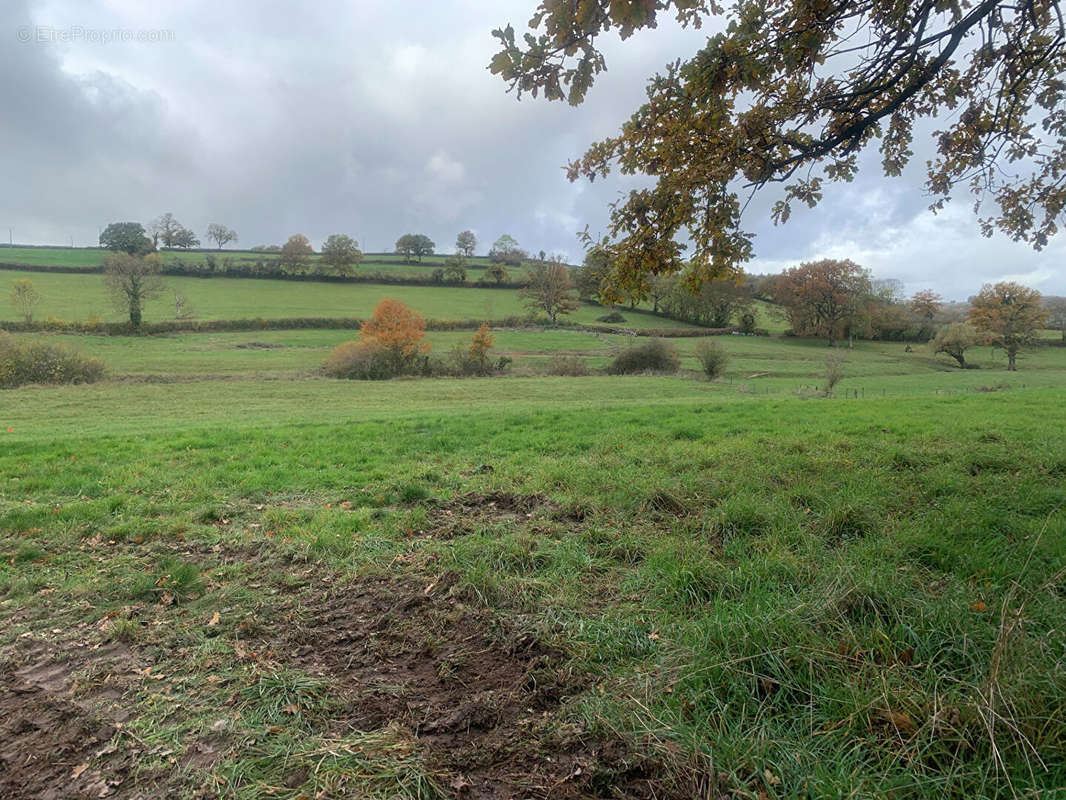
0, 642, 161, 800
274, 573, 685, 799
420, 491, 587, 539
0, 528, 702, 799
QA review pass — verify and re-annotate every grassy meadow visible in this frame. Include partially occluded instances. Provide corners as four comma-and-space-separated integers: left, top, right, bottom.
0, 267, 702, 329
0, 245, 598, 285
1, 271, 1065, 799
0, 245, 500, 274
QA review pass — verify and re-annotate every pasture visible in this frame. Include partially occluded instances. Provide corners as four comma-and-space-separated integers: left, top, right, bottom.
0, 245, 498, 272
1, 274, 1065, 799
0, 268, 702, 329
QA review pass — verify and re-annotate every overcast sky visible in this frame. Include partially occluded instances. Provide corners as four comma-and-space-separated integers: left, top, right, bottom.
3, 0, 1063, 300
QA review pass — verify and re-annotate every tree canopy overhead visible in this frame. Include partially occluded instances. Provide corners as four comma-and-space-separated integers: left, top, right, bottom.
491, 1, 1066, 296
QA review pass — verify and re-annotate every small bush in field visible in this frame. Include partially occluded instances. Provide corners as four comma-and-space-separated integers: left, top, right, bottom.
0, 333, 105, 388
694, 339, 729, 378
596, 310, 626, 323
360, 299, 430, 372
824, 351, 846, 395
436, 345, 480, 376
323, 340, 394, 380
607, 339, 680, 375
468, 323, 495, 375
547, 355, 589, 376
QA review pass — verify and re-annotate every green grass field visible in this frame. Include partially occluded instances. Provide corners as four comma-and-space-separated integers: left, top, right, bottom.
0, 246, 497, 269
1, 268, 700, 329
2, 271, 1065, 798
3, 373, 1065, 798
11, 327, 1061, 387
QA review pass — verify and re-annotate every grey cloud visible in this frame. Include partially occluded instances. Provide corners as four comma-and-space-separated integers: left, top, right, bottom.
2, 0, 1062, 298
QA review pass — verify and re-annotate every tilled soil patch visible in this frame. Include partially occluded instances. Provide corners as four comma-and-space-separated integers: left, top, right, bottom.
277, 574, 679, 799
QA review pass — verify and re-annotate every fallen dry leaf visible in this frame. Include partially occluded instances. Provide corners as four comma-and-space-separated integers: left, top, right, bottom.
877, 709, 916, 734
71, 763, 90, 779
450, 775, 472, 793
208, 611, 220, 626
971, 601, 988, 613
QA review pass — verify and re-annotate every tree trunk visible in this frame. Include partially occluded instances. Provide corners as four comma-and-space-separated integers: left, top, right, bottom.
130, 303, 142, 327
1007, 350, 1016, 370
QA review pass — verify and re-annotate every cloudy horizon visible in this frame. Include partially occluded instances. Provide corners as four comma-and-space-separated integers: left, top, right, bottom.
3, 0, 1063, 302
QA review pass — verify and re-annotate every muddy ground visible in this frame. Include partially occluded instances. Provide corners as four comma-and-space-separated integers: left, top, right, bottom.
0, 512, 708, 799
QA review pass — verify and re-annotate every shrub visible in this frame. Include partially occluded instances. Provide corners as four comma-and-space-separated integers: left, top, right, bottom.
360, 299, 430, 371
547, 355, 589, 376
10, 279, 41, 323
432, 328, 507, 378
596, 310, 627, 323
0, 333, 105, 388
323, 340, 394, 380
607, 339, 680, 375
693, 339, 729, 378
824, 351, 846, 395
435, 345, 481, 377
739, 311, 757, 334
468, 323, 495, 374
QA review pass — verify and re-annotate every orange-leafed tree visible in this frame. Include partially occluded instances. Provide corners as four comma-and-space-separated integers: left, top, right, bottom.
769, 259, 872, 346
968, 282, 1048, 371
909, 290, 943, 322
360, 299, 430, 370
469, 323, 495, 374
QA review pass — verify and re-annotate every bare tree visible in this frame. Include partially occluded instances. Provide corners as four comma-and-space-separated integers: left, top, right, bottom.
150, 213, 184, 248
206, 223, 238, 249
10, 279, 41, 323
173, 292, 197, 320
456, 230, 477, 258
824, 351, 846, 396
